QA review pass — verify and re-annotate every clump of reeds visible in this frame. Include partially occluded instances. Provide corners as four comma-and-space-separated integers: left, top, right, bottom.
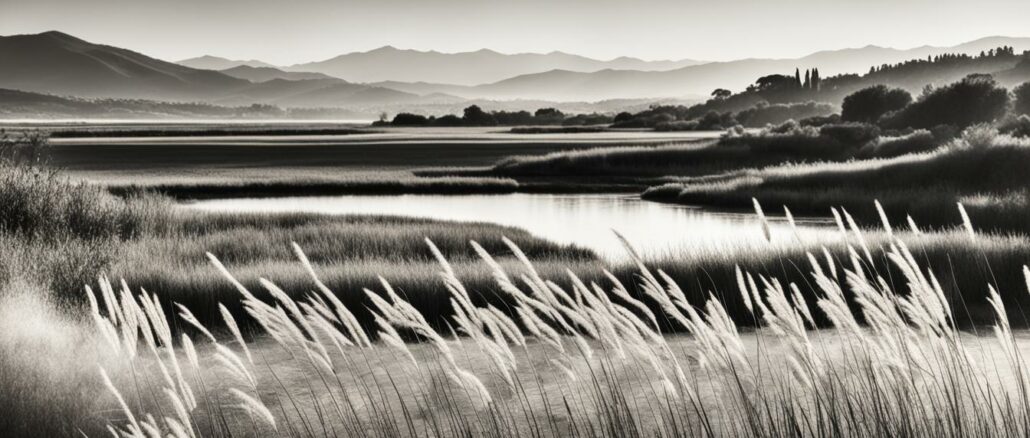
89, 201, 1030, 437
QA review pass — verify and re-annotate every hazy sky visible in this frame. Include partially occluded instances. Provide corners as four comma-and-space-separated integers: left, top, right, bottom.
3, 0, 1030, 65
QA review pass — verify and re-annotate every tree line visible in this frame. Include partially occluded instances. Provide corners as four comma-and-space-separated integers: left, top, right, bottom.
375, 106, 613, 127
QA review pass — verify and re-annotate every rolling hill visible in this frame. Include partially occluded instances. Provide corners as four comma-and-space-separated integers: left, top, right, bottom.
0, 31, 447, 108
0, 31, 250, 100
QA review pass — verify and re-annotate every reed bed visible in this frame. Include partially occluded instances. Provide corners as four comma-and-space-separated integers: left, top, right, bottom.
77, 204, 1030, 437
645, 126, 1030, 233
105, 176, 522, 200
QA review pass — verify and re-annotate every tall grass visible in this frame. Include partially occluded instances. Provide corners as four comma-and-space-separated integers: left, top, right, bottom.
78, 207, 1030, 437
644, 126, 1030, 233
488, 123, 886, 179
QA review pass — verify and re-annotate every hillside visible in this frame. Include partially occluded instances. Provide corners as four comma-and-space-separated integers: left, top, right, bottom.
0, 31, 251, 100
0, 31, 451, 109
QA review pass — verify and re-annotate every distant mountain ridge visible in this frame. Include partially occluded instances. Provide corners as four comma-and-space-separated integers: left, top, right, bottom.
3, 30, 1030, 110
446, 36, 1030, 101
177, 55, 276, 70
0, 31, 444, 108
284, 46, 706, 85
219, 65, 337, 83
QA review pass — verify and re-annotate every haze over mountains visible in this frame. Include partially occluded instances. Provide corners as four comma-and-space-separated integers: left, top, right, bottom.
177, 55, 276, 70
285, 46, 705, 85
446, 36, 1030, 101
2, 30, 1030, 115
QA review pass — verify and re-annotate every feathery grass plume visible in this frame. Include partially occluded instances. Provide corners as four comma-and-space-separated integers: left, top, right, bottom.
229, 388, 277, 428
783, 205, 803, 243
181, 334, 200, 369
163, 387, 194, 438
88, 227, 1030, 436
875, 200, 893, 237
99, 366, 141, 435
205, 252, 257, 301
219, 303, 252, 365
735, 265, 754, 314
842, 208, 874, 264
830, 206, 847, 238
176, 303, 217, 343
907, 215, 921, 235
290, 241, 371, 348
957, 202, 976, 241
753, 198, 772, 242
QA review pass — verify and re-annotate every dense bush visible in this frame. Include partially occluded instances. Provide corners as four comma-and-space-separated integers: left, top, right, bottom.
381, 106, 609, 127
735, 101, 835, 127
799, 114, 842, 127
390, 113, 430, 126
1000, 115, 1030, 138
561, 113, 614, 126
819, 122, 881, 146
1015, 82, 1030, 116
840, 85, 913, 123
882, 74, 1010, 129
857, 130, 939, 158
654, 120, 700, 131
618, 101, 832, 131
0, 165, 168, 241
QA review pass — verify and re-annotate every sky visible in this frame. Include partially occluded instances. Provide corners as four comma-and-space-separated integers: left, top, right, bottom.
3, 0, 1030, 65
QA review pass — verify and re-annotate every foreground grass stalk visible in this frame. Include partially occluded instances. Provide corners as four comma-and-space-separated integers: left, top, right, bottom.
87, 204, 1030, 437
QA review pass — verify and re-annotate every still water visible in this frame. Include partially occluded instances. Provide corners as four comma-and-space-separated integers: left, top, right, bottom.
187, 194, 837, 261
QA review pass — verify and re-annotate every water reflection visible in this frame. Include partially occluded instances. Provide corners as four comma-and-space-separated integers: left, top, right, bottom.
187, 194, 837, 261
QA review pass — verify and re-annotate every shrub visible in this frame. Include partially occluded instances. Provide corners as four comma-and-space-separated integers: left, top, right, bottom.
0, 165, 167, 241
462, 105, 497, 126
1000, 115, 1030, 138
882, 74, 1010, 129
953, 124, 1004, 150
857, 130, 939, 158
840, 85, 912, 123
0, 130, 49, 166
1015, 82, 1030, 116
654, 120, 701, 131
799, 113, 841, 127
819, 122, 881, 146
561, 113, 613, 126
734, 101, 835, 127
767, 119, 801, 134
390, 113, 429, 126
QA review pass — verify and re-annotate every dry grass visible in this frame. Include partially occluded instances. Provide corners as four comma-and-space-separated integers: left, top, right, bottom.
76, 214, 1030, 437
644, 127, 1030, 233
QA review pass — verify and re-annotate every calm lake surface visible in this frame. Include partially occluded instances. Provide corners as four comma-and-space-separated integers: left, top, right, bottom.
187, 194, 837, 261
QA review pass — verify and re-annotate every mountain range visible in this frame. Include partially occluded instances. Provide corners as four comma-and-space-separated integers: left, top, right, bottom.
2, 31, 1030, 111
284, 46, 705, 85
428, 36, 1030, 101
0, 31, 450, 108
177, 55, 276, 70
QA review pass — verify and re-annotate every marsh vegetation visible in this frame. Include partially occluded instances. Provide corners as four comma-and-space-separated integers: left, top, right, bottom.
7, 52, 1030, 438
